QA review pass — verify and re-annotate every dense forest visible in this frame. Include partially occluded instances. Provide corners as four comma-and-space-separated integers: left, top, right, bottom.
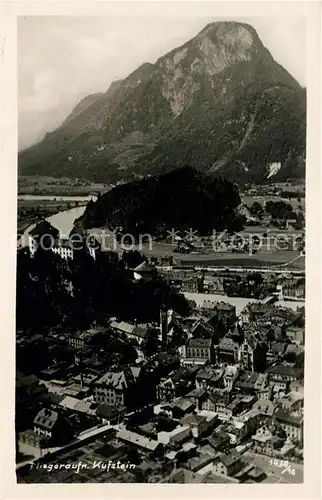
75, 167, 245, 239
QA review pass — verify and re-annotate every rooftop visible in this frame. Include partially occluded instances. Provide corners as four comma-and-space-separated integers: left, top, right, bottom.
253, 399, 277, 416
33, 408, 59, 430
196, 366, 224, 381
133, 261, 156, 273
168, 397, 195, 412
187, 338, 212, 348
29, 220, 59, 238
96, 404, 126, 420
95, 371, 128, 390
266, 363, 302, 378
116, 429, 160, 451
218, 337, 238, 351
217, 451, 241, 467
235, 371, 259, 388
274, 408, 303, 426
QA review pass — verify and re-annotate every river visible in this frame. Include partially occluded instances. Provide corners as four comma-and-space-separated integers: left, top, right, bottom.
20, 198, 92, 246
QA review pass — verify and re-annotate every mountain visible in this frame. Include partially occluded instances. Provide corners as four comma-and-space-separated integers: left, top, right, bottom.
73, 166, 244, 237
19, 21, 306, 184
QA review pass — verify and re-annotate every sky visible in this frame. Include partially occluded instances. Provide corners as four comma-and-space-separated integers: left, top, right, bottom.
18, 16, 306, 150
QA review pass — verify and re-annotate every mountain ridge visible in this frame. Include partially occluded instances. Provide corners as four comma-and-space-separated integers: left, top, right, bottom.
19, 21, 306, 184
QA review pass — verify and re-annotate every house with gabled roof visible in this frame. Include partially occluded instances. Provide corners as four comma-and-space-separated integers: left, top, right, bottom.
181, 412, 219, 439
133, 261, 157, 281
28, 220, 60, 256
33, 407, 71, 443
266, 363, 303, 390
180, 337, 214, 365
213, 452, 243, 477
273, 408, 304, 443
93, 366, 142, 409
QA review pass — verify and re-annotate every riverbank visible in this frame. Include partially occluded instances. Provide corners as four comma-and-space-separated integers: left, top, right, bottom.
18, 199, 90, 245
18, 198, 88, 233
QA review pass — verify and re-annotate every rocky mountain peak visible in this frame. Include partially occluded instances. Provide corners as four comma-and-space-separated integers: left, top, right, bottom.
19, 21, 305, 184
156, 22, 268, 117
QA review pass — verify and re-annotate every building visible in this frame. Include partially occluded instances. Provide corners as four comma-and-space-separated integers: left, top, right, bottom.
253, 399, 277, 425
204, 276, 225, 294
223, 365, 239, 391
282, 278, 305, 300
214, 400, 236, 421
116, 428, 163, 456
110, 320, 148, 344
181, 275, 204, 293
235, 371, 265, 395
85, 234, 102, 261
266, 342, 287, 364
251, 426, 283, 454
266, 363, 302, 390
156, 367, 196, 401
234, 408, 261, 438
212, 452, 243, 477
162, 397, 195, 419
188, 318, 215, 339
216, 337, 239, 365
238, 335, 268, 372
180, 338, 214, 365
195, 366, 225, 391
214, 302, 236, 327
181, 413, 219, 439
200, 301, 236, 327
278, 393, 303, 415
274, 409, 304, 443
207, 430, 231, 453
285, 327, 305, 345
33, 408, 70, 443
185, 387, 207, 410
157, 425, 191, 447
200, 392, 222, 412
133, 261, 157, 281
16, 372, 48, 431
160, 306, 172, 347
52, 238, 74, 260
93, 367, 142, 408
68, 328, 105, 350
240, 303, 272, 324
28, 220, 60, 257
95, 404, 126, 424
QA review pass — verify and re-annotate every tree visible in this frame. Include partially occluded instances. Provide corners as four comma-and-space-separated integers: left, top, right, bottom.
121, 250, 145, 269
283, 351, 297, 363
249, 201, 263, 218
267, 328, 275, 343
142, 328, 160, 357
265, 200, 295, 220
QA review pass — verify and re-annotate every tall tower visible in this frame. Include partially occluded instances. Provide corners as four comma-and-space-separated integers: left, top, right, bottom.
74, 351, 84, 387
160, 305, 168, 348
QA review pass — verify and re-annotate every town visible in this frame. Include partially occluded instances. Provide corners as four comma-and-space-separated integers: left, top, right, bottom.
16, 220, 304, 484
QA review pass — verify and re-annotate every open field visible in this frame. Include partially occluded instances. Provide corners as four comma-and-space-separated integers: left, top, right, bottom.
18, 175, 107, 196
137, 242, 304, 270
241, 195, 305, 211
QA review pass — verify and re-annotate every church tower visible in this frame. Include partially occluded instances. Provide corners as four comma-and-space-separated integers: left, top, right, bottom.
160, 305, 169, 348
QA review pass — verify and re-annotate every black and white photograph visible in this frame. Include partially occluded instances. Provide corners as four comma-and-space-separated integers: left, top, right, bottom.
1, 2, 319, 492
